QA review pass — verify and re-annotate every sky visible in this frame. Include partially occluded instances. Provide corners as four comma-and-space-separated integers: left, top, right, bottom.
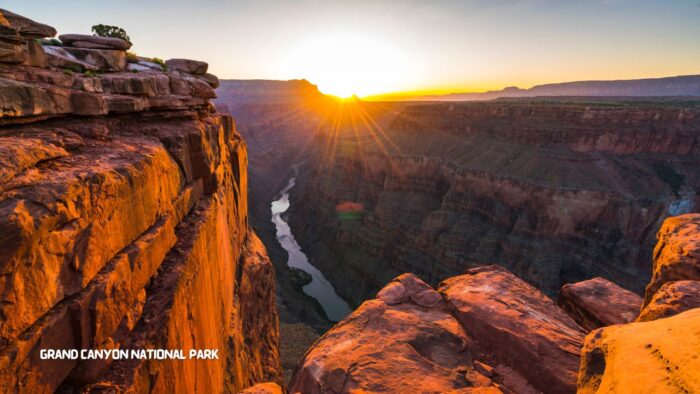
6, 0, 700, 97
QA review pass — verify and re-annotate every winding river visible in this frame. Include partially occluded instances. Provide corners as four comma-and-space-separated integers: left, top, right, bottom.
271, 177, 352, 322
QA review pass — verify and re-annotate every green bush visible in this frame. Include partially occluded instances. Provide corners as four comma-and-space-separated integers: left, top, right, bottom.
91, 24, 131, 43
84, 70, 98, 78
151, 57, 167, 71
126, 51, 139, 63
62, 68, 74, 76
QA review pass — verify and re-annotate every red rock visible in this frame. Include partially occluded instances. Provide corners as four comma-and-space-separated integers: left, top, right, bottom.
166, 58, 208, 75
197, 72, 220, 88
558, 277, 642, 331
578, 308, 700, 393
24, 39, 48, 67
0, 41, 25, 63
0, 8, 57, 39
44, 45, 100, 72
62, 47, 127, 72
637, 280, 700, 322
59, 34, 132, 50
239, 382, 283, 394
439, 265, 586, 394
644, 214, 700, 306
289, 273, 504, 393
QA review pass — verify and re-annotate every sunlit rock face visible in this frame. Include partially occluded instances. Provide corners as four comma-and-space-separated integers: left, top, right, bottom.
0, 9, 280, 393
577, 214, 700, 393
289, 266, 586, 394
290, 100, 700, 305
578, 308, 700, 394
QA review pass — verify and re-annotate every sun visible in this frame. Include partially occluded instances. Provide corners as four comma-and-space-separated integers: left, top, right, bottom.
283, 32, 415, 98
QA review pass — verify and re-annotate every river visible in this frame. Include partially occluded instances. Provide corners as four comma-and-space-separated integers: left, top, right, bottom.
270, 177, 352, 322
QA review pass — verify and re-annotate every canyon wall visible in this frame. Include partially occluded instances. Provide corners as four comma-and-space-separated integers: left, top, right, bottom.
290, 213, 700, 393
0, 10, 280, 393
291, 101, 700, 305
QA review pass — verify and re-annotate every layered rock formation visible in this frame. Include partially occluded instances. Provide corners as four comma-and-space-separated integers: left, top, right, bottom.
0, 9, 280, 393
576, 213, 700, 393
558, 277, 642, 331
290, 266, 586, 393
291, 214, 700, 393
291, 100, 700, 306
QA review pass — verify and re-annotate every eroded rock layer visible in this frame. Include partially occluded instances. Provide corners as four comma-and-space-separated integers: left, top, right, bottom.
558, 277, 642, 331
0, 9, 280, 393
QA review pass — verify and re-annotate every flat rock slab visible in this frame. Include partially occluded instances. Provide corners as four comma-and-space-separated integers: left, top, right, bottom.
0, 8, 56, 39
439, 264, 586, 394
63, 46, 126, 72
558, 277, 642, 331
637, 280, 700, 322
579, 308, 700, 393
166, 58, 208, 75
59, 34, 131, 50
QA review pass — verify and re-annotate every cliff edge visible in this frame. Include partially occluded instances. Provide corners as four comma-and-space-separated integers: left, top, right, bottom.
0, 9, 280, 393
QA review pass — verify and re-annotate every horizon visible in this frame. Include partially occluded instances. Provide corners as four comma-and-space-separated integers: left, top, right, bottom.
5, 0, 700, 98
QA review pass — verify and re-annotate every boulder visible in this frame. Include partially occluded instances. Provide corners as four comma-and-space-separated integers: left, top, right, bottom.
439, 265, 586, 394
558, 277, 642, 331
644, 214, 700, 306
637, 280, 700, 322
578, 308, 700, 393
63, 47, 127, 72
0, 9, 56, 39
289, 273, 504, 393
59, 34, 132, 50
166, 58, 208, 75
197, 72, 220, 88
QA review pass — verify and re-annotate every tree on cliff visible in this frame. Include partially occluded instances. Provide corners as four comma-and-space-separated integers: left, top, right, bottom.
91, 24, 131, 43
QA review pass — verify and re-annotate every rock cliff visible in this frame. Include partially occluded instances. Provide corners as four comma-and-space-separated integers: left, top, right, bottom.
0, 9, 280, 393
290, 214, 700, 394
290, 100, 700, 306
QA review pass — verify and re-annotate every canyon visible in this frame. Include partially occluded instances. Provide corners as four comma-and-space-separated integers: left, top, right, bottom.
2, 7, 700, 394
289, 99, 700, 306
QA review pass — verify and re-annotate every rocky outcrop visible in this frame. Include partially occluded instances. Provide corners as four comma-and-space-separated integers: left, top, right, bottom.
637, 280, 700, 322
289, 274, 505, 393
0, 9, 280, 393
577, 214, 700, 393
439, 265, 585, 393
558, 277, 642, 331
578, 308, 700, 393
291, 100, 700, 306
290, 266, 589, 393
643, 213, 700, 305
166, 58, 208, 75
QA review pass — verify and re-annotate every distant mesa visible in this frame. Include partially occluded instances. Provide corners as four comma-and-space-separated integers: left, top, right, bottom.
392, 75, 700, 101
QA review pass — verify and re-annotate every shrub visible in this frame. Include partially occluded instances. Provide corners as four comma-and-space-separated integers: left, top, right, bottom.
40, 38, 63, 46
91, 24, 131, 43
126, 51, 139, 63
151, 57, 167, 71
84, 70, 98, 78
62, 68, 74, 76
